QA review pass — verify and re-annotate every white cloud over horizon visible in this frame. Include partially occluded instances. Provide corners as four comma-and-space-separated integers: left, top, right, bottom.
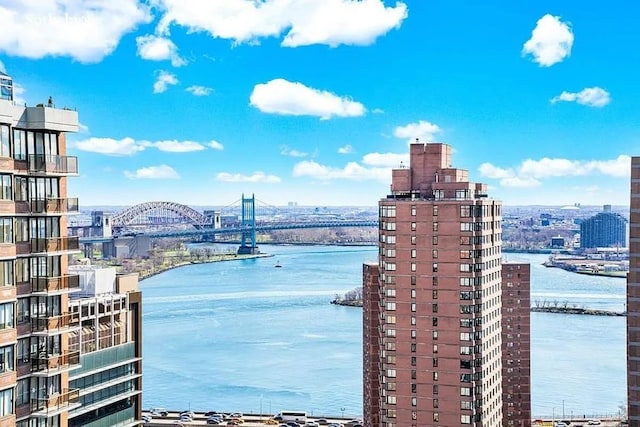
136, 34, 186, 67
74, 137, 224, 156
522, 14, 573, 67
124, 164, 180, 179
550, 87, 611, 107
281, 146, 309, 157
479, 155, 631, 188
293, 159, 392, 182
153, 70, 178, 93
216, 171, 281, 183
338, 144, 354, 154
185, 85, 213, 96
154, 0, 407, 48
394, 120, 441, 142
0, 0, 150, 62
250, 78, 366, 120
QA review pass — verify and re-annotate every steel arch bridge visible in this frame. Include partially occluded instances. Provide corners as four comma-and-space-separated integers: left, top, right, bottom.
111, 201, 209, 228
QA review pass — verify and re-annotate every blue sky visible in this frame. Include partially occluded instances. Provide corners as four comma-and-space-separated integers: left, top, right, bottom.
0, 0, 636, 207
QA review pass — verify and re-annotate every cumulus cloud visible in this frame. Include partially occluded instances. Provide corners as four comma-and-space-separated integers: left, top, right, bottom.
550, 87, 611, 107
74, 137, 224, 156
522, 14, 574, 67
185, 85, 213, 96
281, 146, 309, 157
362, 152, 408, 168
216, 171, 281, 183
75, 137, 144, 156
153, 70, 178, 93
136, 34, 186, 66
292, 160, 391, 182
479, 155, 631, 187
250, 78, 365, 120
154, 0, 407, 48
124, 165, 180, 179
394, 120, 441, 142
0, 0, 150, 62
147, 140, 207, 152
338, 144, 354, 154
208, 140, 224, 150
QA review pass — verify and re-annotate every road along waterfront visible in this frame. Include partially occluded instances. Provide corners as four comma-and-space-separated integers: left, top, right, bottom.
140, 245, 626, 419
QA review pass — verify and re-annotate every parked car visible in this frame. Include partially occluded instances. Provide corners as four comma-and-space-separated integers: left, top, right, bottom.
554, 422, 568, 427
206, 411, 222, 417
207, 418, 223, 425
150, 407, 168, 417
587, 421, 602, 426
306, 422, 320, 427
181, 410, 195, 418
264, 420, 280, 425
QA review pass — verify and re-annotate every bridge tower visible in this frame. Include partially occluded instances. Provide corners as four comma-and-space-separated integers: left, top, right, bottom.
237, 193, 259, 254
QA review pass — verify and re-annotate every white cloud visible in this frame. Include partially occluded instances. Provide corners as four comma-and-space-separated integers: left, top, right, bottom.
148, 140, 206, 152
292, 160, 390, 181
479, 155, 631, 187
11, 82, 26, 106
338, 144, 354, 154
550, 87, 611, 107
154, 0, 407, 48
75, 137, 144, 156
250, 78, 365, 120
124, 165, 180, 179
208, 140, 224, 150
185, 85, 213, 96
281, 146, 309, 157
153, 70, 178, 93
74, 137, 224, 155
362, 152, 408, 168
0, 0, 150, 62
136, 34, 186, 67
372, 108, 385, 114
522, 14, 573, 67
394, 120, 441, 142
216, 171, 281, 183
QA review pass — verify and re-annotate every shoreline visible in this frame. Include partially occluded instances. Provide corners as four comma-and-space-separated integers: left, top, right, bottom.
331, 299, 625, 316
137, 253, 273, 281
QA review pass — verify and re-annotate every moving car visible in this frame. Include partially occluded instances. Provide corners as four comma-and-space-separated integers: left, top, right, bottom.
587, 421, 602, 426
150, 408, 168, 417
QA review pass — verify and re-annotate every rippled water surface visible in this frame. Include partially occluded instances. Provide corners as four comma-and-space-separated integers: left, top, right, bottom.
141, 246, 626, 418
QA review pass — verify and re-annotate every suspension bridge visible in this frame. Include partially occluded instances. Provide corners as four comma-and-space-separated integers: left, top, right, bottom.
72, 194, 377, 256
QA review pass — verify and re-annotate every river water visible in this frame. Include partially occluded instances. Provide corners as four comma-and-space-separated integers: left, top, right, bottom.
140, 245, 626, 419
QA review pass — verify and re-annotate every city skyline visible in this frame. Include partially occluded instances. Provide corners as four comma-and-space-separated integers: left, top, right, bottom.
0, 0, 636, 207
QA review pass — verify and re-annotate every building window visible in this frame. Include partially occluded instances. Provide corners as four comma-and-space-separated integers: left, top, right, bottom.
13, 129, 26, 161
387, 369, 396, 378
16, 299, 29, 324
432, 290, 438, 299
411, 235, 416, 245
432, 317, 438, 327
386, 329, 396, 337
432, 249, 438, 258
410, 316, 416, 325
432, 303, 437, 313
0, 261, 12, 287
461, 401, 472, 410
433, 357, 438, 367
411, 249, 416, 258
0, 175, 11, 200
15, 258, 28, 283
432, 263, 438, 272
432, 384, 437, 394
386, 315, 396, 324
433, 371, 438, 381
433, 206, 438, 216
387, 396, 396, 404
16, 379, 28, 406
0, 126, 9, 158
411, 303, 416, 312
411, 330, 416, 338
386, 302, 396, 310
460, 205, 471, 217
0, 303, 14, 329
411, 205, 416, 216
411, 289, 416, 298
412, 397, 417, 406
0, 345, 14, 373
386, 248, 396, 257
433, 399, 439, 408
0, 387, 12, 417
385, 262, 396, 271
432, 276, 438, 287
432, 222, 438, 232
433, 413, 439, 422
411, 263, 416, 272
411, 343, 416, 352
460, 387, 471, 396
461, 415, 471, 424
0, 219, 12, 244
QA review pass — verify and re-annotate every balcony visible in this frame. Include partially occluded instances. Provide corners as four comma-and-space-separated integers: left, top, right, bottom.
31, 350, 80, 375
31, 274, 80, 294
31, 312, 79, 334
30, 198, 79, 214
28, 154, 78, 175
30, 388, 81, 417
30, 236, 80, 254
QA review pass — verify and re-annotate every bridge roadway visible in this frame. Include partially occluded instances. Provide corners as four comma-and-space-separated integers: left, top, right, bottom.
142, 411, 356, 426
141, 220, 377, 239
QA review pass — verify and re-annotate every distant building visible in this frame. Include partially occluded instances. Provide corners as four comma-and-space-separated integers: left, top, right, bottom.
551, 236, 565, 248
0, 71, 12, 101
67, 265, 143, 426
628, 156, 640, 423
502, 263, 531, 427
580, 205, 627, 249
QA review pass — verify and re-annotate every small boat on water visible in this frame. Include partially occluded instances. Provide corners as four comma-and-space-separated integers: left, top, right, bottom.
275, 260, 282, 268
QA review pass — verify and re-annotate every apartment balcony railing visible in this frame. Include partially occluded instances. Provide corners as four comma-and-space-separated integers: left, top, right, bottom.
30, 312, 79, 334
28, 154, 79, 175
30, 388, 80, 416
29, 198, 79, 214
30, 236, 80, 254
31, 350, 80, 374
31, 274, 80, 294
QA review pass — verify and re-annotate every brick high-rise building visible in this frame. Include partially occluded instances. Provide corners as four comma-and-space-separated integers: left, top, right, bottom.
363, 142, 505, 426
501, 262, 531, 427
628, 156, 640, 423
